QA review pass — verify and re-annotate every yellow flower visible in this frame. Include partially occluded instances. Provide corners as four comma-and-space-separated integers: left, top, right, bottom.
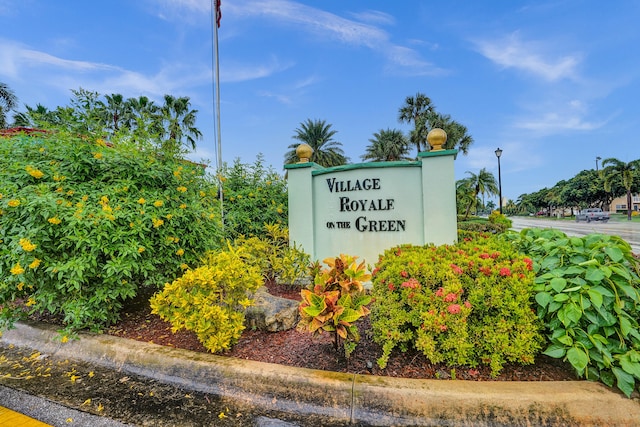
152, 218, 164, 228
138, 247, 145, 253
25, 165, 44, 179
100, 195, 109, 204
19, 238, 37, 252
137, 198, 146, 205
96, 138, 106, 146
48, 217, 62, 225
199, 191, 206, 197
29, 258, 41, 269
8, 199, 20, 207
10, 262, 25, 275
25, 297, 36, 307
93, 152, 103, 159
166, 214, 173, 220
177, 186, 187, 193
0, 193, 2, 199
56, 187, 63, 193
179, 203, 187, 209
66, 190, 74, 196
153, 200, 164, 207
17, 282, 25, 291
81, 195, 89, 202
180, 263, 189, 270
176, 248, 184, 256
61, 335, 69, 343
173, 170, 181, 177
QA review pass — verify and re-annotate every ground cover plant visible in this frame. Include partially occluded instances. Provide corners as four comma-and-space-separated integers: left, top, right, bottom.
370, 235, 543, 376
0, 131, 221, 333
507, 228, 640, 397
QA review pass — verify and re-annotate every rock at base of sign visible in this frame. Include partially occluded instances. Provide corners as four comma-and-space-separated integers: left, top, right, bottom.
245, 286, 299, 332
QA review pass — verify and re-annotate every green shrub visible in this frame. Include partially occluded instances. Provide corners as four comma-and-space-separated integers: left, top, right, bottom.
234, 223, 310, 286
371, 237, 543, 376
457, 221, 507, 234
0, 131, 221, 333
297, 254, 372, 358
488, 210, 512, 228
507, 228, 640, 397
149, 243, 262, 353
221, 155, 288, 239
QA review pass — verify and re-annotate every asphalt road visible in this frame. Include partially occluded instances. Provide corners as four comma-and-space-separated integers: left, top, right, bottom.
510, 216, 640, 254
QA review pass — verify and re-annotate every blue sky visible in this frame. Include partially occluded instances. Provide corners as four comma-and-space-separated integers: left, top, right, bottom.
1, 0, 639, 203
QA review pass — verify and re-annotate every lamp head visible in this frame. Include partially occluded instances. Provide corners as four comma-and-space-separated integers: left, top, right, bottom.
495, 148, 503, 158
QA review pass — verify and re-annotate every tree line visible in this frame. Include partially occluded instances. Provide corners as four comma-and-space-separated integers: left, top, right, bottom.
1, 84, 201, 156
509, 159, 640, 221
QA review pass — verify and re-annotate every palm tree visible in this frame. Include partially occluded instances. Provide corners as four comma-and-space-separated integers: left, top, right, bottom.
600, 158, 640, 221
398, 92, 434, 152
461, 168, 498, 219
13, 104, 60, 128
361, 129, 411, 162
284, 119, 349, 167
428, 112, 474, 155
103, 93, 128, 133
159, 95, 202, 151
0, 82, 18, 128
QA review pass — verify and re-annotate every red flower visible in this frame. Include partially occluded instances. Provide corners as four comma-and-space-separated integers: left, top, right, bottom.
401, 278, 419, 289
372, 267, 380, 276
499, 267, 512, 277
450, 264, 463, 275
388, 283, 395, 291
479, 253, 490, 259
447, 304, 461, 314
523, 258, 533, 271
464, 301, 472, 309
468, 369, 479, 377
479, 267, 492, 276
435, 287, 445, 297
444, 292, 458, 302
490, 252, 500, 259
439, 324, 448, 332
400, 270, 408, 278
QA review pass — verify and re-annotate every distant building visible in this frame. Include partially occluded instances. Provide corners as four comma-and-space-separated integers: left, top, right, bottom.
609, 193, 640, 213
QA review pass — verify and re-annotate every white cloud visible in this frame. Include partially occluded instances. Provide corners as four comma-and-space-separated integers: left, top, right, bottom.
515, 112, 605, 133
473, 32, 581, 81
349, 10, 395, 26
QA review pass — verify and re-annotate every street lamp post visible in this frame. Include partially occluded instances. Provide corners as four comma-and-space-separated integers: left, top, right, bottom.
596, 156, 601, 172
495, 148, 503, 215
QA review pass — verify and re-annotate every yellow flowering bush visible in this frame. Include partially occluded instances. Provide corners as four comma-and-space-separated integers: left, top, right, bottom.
0, 131, 222, 333
150, 244, 262, 353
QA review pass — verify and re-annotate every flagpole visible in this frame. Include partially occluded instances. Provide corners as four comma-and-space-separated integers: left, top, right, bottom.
213, 0, 223, 228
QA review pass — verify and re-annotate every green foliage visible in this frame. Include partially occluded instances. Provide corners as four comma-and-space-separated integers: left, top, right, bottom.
488, 210, 512, 228
297, 254, 372, 358
220, 155, 288, 239
233, 223, 311, 285
0, 131, 221, 333
371, 238, 543, 376
149, 243, 262, 353
457, 220, 507, 234
507, 228, 640, 397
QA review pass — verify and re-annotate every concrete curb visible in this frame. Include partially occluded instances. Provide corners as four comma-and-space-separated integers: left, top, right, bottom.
2, 321, 640, 426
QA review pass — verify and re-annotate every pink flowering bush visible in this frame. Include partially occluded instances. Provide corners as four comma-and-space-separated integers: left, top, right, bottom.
371, 235, 543, 375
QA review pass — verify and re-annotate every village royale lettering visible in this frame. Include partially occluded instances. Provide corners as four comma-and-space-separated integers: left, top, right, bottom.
324, 175, 407, 233
326, 177, 380, 192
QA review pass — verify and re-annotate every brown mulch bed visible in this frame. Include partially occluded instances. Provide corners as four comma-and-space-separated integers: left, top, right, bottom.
101, 281, 578, 382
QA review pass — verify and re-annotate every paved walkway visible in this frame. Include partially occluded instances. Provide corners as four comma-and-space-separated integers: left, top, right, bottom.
2, 321, 640, 426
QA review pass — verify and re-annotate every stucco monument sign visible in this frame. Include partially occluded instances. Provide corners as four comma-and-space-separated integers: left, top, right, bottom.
285, 129, 458, 268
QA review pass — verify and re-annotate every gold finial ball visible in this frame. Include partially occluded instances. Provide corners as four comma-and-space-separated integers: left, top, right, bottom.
296, 143, 313, 163
427, 128, 447, 151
